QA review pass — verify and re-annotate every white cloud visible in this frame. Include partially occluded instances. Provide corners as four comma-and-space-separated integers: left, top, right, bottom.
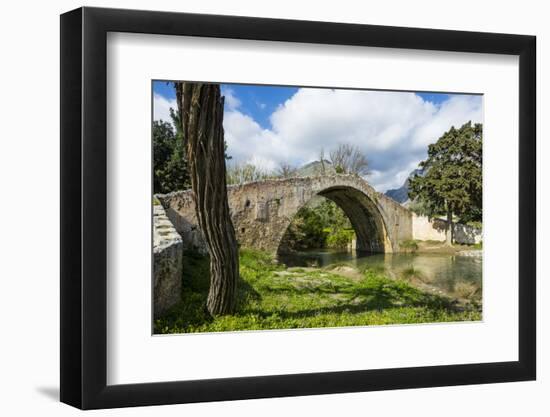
221, 87, 241, 111
223, 110, 284, 170
153, 93, 177, 126
153, 86, 241, 126
223, 88, 482, 191
411, 95, 483, 149
152, 87, 482, 192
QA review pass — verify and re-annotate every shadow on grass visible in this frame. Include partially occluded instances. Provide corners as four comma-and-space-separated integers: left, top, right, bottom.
155, 251, 261, 332
155, 251, 459, 333
246, 283, 455, 321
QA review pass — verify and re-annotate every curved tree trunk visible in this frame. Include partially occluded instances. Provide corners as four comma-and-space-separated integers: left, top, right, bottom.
179, 83, 239, 315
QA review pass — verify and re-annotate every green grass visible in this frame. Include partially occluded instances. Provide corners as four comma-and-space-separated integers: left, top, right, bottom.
423, 239, 446, 245
154, 249, 481, 334
467, 221, 483, 230
401, 266, 424, 280
399, 239, 419, 253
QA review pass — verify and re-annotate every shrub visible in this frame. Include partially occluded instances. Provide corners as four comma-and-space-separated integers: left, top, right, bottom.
399, 239, 419, 252
326, 228, 355, 249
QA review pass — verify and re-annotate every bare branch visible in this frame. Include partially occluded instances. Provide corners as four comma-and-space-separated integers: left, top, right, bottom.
329, 144, 369, 175
276, 162, 297, 178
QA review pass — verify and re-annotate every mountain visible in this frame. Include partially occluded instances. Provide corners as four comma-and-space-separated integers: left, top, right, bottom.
385, 168, 424, 204
296, 160, 336, 177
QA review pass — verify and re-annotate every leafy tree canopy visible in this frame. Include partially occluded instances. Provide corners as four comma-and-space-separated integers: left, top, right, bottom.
153, 82, 232, 194
153, 109, 190, 194
408, 121, 482, 229
280, 199, 355, 251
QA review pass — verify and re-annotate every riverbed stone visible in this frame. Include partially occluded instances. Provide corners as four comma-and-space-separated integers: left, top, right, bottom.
456, 250, 483, 257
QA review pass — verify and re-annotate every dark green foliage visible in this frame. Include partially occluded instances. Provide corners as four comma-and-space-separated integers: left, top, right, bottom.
335, 165, 345, 174
153, 113, 190, 194
409, 121, 482, 240
399, 239, 419, 252
282, 205, 327, 250
407, 199, 432, 217
312, 200, 355, 249
280, 199, 355, 251
153, 82, 231, 194
326, 228, 355, 249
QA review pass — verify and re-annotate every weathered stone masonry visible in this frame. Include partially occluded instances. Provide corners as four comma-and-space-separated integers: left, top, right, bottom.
157, 175, 414, 255
153, 204, 183, 318
412, 213, 482, 244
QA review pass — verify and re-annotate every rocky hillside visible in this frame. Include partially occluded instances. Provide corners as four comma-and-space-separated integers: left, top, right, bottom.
385, 168, 424, 204
296, 160, 336, 177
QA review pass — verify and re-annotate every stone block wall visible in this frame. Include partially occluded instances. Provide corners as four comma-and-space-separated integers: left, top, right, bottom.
153, 203, 183, 319
454, 222, 483, 245
412, 214, 448, 241
412, 214, 482, 244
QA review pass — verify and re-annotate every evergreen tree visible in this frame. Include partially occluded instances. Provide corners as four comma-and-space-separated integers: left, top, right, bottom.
152, 116, 191, 194
408, 121, 482, 244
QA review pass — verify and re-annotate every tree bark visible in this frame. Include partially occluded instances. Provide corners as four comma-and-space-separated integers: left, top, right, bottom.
179, 83, 239, 315
446, 208, 453, 246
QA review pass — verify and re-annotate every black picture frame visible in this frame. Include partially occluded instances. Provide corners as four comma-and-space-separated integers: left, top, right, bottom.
60, 6, 536, 410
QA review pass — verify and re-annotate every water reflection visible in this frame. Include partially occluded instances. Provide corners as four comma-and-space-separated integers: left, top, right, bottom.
278, 249, 482, 300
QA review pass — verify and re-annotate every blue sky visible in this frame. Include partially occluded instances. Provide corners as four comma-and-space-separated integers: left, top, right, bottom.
154, 82, 451, 130
153, 81, 298, 129
153, 81, 482, 191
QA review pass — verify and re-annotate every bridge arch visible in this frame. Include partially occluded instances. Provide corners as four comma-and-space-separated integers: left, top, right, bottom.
157, 175, 413, 255
315, 185, 390, 252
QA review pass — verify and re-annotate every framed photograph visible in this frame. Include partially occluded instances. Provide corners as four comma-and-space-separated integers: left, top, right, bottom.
60, 6, 536, 409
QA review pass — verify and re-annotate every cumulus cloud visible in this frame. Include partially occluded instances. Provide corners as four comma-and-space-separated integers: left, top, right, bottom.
153, 86, 241, 126
221, 87, 241, 111
153, 93, 177, 126
152, 87, 482, 192
223, 110, 286, 172
223, 88, 482, 191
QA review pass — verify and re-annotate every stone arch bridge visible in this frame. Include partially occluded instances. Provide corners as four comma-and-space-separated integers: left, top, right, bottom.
157, 175, 414, 255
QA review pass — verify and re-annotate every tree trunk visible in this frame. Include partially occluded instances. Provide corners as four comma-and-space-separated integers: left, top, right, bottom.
446, 208, 453, 246
174, 82, 185, 146
179, 83, 239, 316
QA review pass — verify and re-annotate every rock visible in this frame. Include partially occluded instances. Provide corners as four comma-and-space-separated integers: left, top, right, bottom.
328, 265, 363, 281
153, 204, 183, 319
456, 250, 483, 257
385, 168, 424, 204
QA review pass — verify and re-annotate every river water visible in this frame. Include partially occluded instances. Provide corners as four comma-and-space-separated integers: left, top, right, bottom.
278, 249, 482, 301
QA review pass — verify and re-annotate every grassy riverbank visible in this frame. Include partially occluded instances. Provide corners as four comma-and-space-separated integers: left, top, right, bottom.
399, 239, 482, 255
154, 249, 481, 334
